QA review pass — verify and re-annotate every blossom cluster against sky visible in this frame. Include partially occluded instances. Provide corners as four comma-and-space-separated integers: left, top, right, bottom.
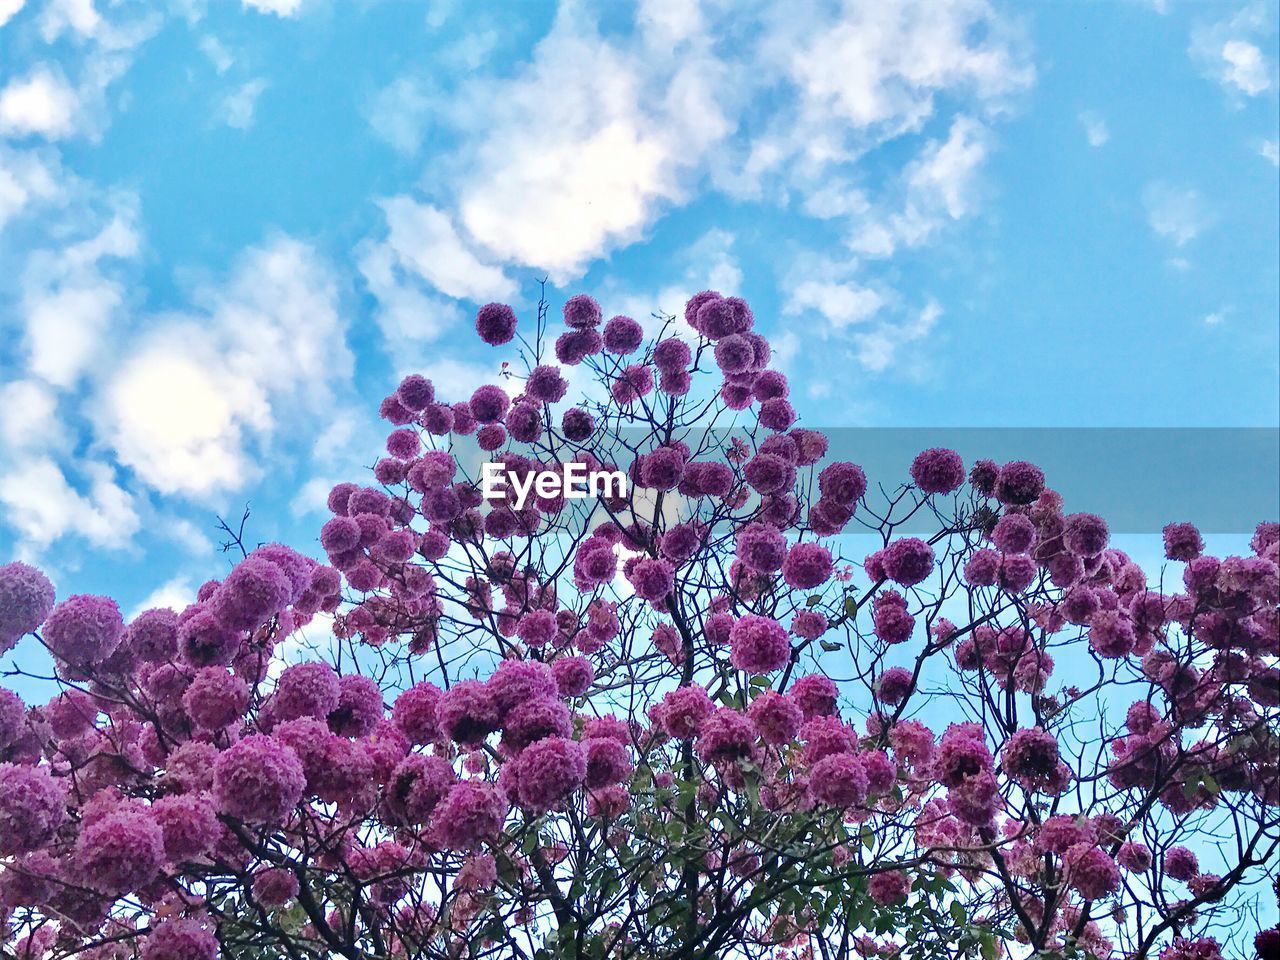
0, 0, 1276, 614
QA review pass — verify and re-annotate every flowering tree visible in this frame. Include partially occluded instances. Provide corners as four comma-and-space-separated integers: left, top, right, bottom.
0, 289, 1277, 960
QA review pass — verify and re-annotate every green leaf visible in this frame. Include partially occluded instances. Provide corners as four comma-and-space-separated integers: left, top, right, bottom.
807, 595, 823, 607
844, 597, 859, 617
949, 901, 966, 925
820, 640, 843, 651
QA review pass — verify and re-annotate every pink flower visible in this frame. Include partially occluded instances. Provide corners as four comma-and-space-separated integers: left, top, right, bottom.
42, 594, 124, 667
583, 736, 632, 788
873, 667, 913, 705
1165, 845, 1198, 881
0, 562, 56, 653
212, 734, 306, 826
809, 753, 867, 807
0, 762, 66, 855
141, 918, 219, 960
475, 302, 517, 345
1118, 841, 1152, 872
392, 682, 442, 745
551, 656, 594, 697
868, 869, 912, 905
433, 781, 508, 851
782, 543, 834, 589
729, 615, 791, 674
183, 667, 249, 730
328, 673, 383, 738
152, 793, 220, 862
274, 661, 341, 722
252, 866, 300, 907
880, 538, 934, 587
75, 806, 165, 895
384, 754, 457, 825
909, 447, 964, 495
437, 680, 500, 747
748, 691, 803, 746
788, 674, 838, 718
695, 707, 758, 765
657, 686, 714, 740
1064, 843, 1120, 900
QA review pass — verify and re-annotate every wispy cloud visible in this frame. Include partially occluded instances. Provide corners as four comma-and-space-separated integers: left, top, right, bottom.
241, 0, 305, 17
217, 79, 268, 130
1143, 182, 1208, 247
1079, 110, 1109, 147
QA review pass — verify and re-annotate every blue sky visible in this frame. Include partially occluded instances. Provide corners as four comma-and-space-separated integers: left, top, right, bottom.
0, 0, 1277, 616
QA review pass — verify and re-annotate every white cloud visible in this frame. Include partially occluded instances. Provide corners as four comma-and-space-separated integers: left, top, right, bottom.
217, 79, 268, 130
241, 0, 304, 16
1143, 182, 1208, 247
1203, 310, 1226, 326
850, 116, 990, 257
360, 0, 1028, 369
0, 0, 25, 29
778, 1, 1030, 135
1262, 140, 1280, 166
852, 299, 942, 373
20, 212, 137, 388
0, 457, 139, 555
38, 0, 101, 41
785, 280, 884, 329
378, 197, 516, 302
444, 4, 732, 282
0, 147, 61, 231
1220, 40, 1271, 95
165, 518, 214, 556
129, 577, 195, 619
0, 66, 79, 139
199, 36, 234, 74
366, 77, 434, 155
99, 237, 353, 499
0, 380, 59, 450
1079, 110, 1109, 147
356, 240, 466, 368
1191, 6, 1275, 97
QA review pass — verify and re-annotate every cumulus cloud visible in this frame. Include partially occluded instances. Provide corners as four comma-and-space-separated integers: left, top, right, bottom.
1262, 140, 1279, 166
99, 237, 353, 499
786, 280, 884, 330
0, 379, 59, 450
378, 197, 516, 302
356, 240, 466, 362
0, 457, 139, 556
0, 0, 25, 29
19, 212, 138, 388
452, 5, 731, 283
1220, 40, 1271, 95
0, 66, 79, 139
1191, 5, 1275, 97
359, 0, 1029, 375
